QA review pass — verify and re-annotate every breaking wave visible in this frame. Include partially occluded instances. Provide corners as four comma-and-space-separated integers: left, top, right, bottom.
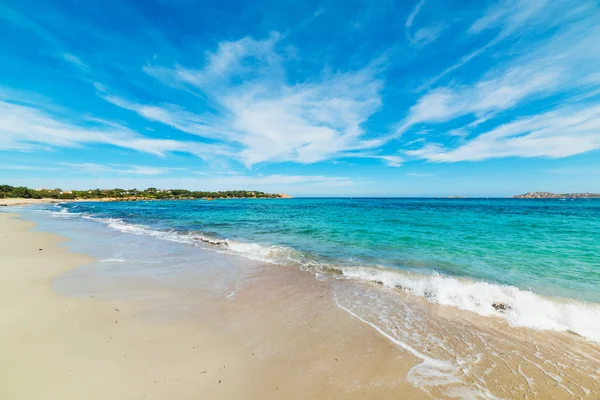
54, 207, 600, 344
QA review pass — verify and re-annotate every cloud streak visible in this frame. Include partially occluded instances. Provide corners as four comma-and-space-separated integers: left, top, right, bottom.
405, 0, 426, 29
406, 104, 600, 162
0, 97, 231, 160
60, 163, 181, 175
102, 33, 386, 167
400, 1, 600, 164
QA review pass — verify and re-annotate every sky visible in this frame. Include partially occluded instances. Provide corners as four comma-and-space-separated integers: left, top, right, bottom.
1, 0, 600, 197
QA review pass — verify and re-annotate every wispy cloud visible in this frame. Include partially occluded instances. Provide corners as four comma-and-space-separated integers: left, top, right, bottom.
0, 96, 231, 160
62, 53, 88, 71
404, 0, 443, 48
419, 0, 588, 89
2, 0, 600, 191
468, 0, 548, 35
60, 163, 180, 175
201, 174, 356, 187
0, 165, 59, 171
405, 0, 426, 29
406, 172, 435, 177
374, 155, 404, 167
400, 2, 600, 163
406, 104, 600, 162
409, 25, 444, 47
100, 33, 387, 167
401, 67, 560, 131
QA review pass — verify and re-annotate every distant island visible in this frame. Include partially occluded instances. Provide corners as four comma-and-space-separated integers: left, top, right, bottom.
513, 192, 600, 199
0, 185, 292, 201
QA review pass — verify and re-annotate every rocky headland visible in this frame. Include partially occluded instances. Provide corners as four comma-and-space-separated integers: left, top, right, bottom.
513, 192, 600, 199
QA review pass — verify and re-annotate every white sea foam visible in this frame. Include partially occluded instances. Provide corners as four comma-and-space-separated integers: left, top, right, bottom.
333, 285, 500, 399
66, 211, 600, 344
99, 258, 126, 263
341, 266, 600, 343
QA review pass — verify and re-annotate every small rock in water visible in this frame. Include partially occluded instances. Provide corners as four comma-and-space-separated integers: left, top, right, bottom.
492, 302, 511, 311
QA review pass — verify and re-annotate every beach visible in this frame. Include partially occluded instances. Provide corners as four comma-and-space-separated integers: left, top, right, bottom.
0, 198, 74, 206
2, 201, 600, 399
0, 211, 426, 400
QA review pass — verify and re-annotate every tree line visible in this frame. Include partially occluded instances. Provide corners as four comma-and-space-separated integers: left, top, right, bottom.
0, 185, 284, 200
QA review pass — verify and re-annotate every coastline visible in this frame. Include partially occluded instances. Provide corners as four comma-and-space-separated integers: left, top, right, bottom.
0, 198, 80, 206
0, 197, 292, 207
0, 211, 426, 400
3, 206, 600, 399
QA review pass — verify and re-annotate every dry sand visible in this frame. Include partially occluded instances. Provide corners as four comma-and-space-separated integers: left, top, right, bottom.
0, 212, 427, 400
3, 209, 599, 399
0, 198, 71, 206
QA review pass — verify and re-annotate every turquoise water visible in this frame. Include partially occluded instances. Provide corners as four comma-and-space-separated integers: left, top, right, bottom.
58, 198, 600, 302
11, 197, 600, 398
35, 197, 600, 343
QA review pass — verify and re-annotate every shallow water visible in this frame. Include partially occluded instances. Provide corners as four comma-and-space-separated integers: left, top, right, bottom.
51, 198, 600, 299
7, 202, 600, 399
30, 198, 600, 343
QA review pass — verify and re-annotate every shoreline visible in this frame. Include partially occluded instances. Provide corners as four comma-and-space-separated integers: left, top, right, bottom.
0, 211, 427, 400
0, 198, 117, 207
3, 208, 600, 399
0, 197, 293, 207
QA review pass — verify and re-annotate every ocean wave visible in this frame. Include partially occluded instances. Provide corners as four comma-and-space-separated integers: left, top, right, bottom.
66, 209, 600, 344
341, 266, 600, 343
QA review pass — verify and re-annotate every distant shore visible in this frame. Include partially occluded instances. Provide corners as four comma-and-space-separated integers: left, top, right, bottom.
513, 191, 600, 199
0, 196, 293, 207
0, 185, 292, 202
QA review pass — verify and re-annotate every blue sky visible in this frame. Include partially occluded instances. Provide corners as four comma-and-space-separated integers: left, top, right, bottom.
1, 0, 599, 196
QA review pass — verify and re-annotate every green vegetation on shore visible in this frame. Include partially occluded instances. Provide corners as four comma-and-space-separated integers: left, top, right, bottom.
0, 185, 289, 200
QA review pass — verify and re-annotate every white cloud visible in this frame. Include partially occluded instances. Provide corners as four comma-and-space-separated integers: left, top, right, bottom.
405, 0, 426, 29
398, 3, 600, 164
406, 172, 434, 177
400, 66, 560, 132
0, 165, 58, 171
376, 155, 404, 167
409, 25, 444, 47
0, 99, 231, 159
104, 33, 386, 167
98, 93, 229, 141
404, 137, 426, 146
62, 53, 88, 71
406, 105, 600, 162
60, 163, 177, 175
469, 0, 548, 35
421, 0, 595, 89
404, 0, 443, 48
205, 174, 356, 187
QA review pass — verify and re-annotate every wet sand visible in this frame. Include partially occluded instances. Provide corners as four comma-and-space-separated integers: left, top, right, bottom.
0, 212, 426, 400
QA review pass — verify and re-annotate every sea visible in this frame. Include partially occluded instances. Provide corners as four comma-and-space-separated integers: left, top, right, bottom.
8, 197, 600, 398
